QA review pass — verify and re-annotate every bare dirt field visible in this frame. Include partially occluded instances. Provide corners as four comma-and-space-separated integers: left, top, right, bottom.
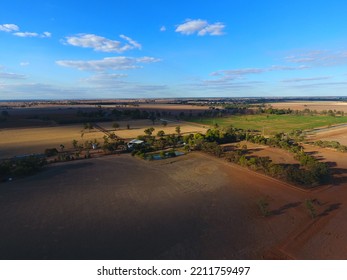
223, 141, 299, 165
0, 120, 206, 159
307, 126, 347, 146
0, 152, 313, 260
269, 101, 347, 113
279, 144, 347, 259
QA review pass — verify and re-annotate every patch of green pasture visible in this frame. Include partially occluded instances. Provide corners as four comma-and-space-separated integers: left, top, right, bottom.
190, 114, 347, 134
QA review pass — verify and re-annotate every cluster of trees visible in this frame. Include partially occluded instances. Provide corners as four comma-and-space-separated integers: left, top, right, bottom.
224, 149, 328, 187
131, 127, 183, 158
191, 104, 346, 121
55, 108, 112, 124
313, 140, 347, 152
0, 156, 46, 181
101, 136, 125, 153
259, 108, 293, 115
178, 126, 329, 187
246, 132, 303, 154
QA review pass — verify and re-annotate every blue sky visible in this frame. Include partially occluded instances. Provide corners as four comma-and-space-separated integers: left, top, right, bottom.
1, 0, 347, 99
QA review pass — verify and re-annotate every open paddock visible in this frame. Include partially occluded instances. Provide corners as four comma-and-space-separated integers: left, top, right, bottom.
190, 114, 347, 135
307, 126, 347, 146
268, 101, 347, 113
0, 124, 105, 159
100, 119, 207, 139
0, 153, 310, 259
223, 141, 299, 165
0, 120, 206, 159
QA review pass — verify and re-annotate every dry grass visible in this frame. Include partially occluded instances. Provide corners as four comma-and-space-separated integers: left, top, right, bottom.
0, 124, 104, 158
0, 120, 206, 159
100, 119, 207, 139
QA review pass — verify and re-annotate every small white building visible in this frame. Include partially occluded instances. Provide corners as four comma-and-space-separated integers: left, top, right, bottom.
127, 139, 144, 149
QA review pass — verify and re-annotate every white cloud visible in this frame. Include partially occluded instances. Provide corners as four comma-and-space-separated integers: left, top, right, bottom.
0, 23, 51, 38
197, 22, 225, 36
0, 23, 19, 32
160, 26, 166, 32
119, 34, 141, 50
13, 32, 39, 37
175, 19, 226, 36
20, 62, 30, 67
64, 34, 141, 53
56, 56, 161, 71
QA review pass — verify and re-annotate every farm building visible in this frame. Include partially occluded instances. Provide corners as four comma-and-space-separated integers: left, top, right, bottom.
127, 139, 144, 149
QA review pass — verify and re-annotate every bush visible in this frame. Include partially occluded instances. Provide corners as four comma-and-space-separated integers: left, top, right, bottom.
257, 198, 270, 217
1, 156, 47, 179
44, 148, 59, 157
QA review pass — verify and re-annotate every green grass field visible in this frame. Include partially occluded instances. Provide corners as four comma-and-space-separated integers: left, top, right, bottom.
190, 114, 347, 135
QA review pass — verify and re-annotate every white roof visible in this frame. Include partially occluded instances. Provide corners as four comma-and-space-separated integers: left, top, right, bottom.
128, 139, 144, 144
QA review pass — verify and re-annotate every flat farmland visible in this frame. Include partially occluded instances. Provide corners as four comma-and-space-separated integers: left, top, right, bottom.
308, 126, 347, 146
0, 153, 311, 259
0, 120, 206, 159
190, 114, 347, 135
268, 101, 347, 113
223, 141, 299, 165
99, 119, 207, 139
0, 124, 105, 159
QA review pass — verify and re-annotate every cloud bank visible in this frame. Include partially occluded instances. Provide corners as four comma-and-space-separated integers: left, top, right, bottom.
56, 56, 161, 71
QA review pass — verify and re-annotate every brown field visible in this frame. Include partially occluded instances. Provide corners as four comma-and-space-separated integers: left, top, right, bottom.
269, 101, 347, 113
1, 151, 346, 259
0, 125, 104, 159
307, 126, 347, 146
223, 141, 299, 165
289, 144, 347, 259
1, 102, 210, 116
0, 120, 206, 159
0, 152, 311, 259
1, 100, 347, 259
100, 120, 207, 139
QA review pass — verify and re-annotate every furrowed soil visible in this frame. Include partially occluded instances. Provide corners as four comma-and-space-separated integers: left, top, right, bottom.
0, 153, 311, 260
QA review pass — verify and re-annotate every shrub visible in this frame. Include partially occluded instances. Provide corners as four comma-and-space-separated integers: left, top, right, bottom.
44, 148, 59, 157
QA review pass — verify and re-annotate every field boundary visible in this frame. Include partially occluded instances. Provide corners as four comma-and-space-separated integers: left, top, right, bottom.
195, 151, 332, 194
